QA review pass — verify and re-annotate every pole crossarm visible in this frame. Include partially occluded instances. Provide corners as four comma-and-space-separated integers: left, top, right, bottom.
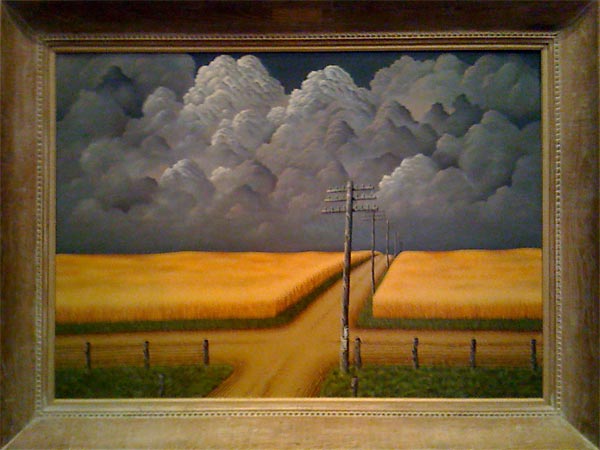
326, 184, 374, 193
353, 192, 377, 201
321, 204, 378, 214
353, 204, 378, 212
321, 206, 346, 214
324, 193, 376, 202
323, 196, 346, 203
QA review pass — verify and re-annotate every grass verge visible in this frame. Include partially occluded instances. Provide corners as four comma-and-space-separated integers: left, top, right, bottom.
319, 365, 542, 398
56, 260, 368, 335
356, 295, 542, 331
55, 364, 233, 398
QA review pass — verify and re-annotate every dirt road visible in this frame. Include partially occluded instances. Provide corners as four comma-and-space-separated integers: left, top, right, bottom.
55, 255, 542, 397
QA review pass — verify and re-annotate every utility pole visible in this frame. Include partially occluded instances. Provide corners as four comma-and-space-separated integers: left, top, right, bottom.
322, 181, 377, 373
385, 219, 390, 268
359, 210, 385, 295
394, 233, 403, 257
370, 211, 377, 295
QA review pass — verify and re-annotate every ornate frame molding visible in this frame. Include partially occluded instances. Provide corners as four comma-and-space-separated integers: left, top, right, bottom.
39, 31, 557, 418
2, 3, 597, 448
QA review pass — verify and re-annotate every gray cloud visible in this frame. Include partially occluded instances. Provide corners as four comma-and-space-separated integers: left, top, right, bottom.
57, 52, 542, 253
56, 54, 196, 120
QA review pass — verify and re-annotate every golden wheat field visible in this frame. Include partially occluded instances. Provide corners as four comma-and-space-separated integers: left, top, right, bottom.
55, 251, 371, 324
373, 248, 542, 320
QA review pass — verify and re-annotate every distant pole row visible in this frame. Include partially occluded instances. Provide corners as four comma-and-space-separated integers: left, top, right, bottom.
361, 210, 387, 295
393, 234, 403, 257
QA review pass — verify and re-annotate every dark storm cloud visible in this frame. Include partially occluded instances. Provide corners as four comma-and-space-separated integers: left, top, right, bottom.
56, 52, 541, 253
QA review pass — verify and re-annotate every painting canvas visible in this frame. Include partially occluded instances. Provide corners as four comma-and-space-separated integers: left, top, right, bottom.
54, 50, 543, 399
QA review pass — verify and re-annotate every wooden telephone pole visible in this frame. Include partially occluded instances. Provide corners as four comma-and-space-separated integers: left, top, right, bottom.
385, 218, 390, 268
394, 233, 403, 257
359, 210, 386, 295
322, 181, 377, 373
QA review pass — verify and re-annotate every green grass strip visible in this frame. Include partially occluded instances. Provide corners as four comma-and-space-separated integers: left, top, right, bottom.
320, 365, 542, 398
56, 258, 370, 335
55, 364, 233, 398
356, 295, 542, 331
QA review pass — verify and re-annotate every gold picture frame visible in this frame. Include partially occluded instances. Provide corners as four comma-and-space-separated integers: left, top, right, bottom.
1, 2, 598, 448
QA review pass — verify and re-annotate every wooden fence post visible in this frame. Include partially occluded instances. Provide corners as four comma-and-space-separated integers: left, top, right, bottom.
143, 340, 150, 369
85, 342, 92, 372
412, 337, 419, 369
530, 338, 538, 371
351, 376, 359, 397
203, 339, 210, 366
470, 338, 477, 369
354, 337, 362, 370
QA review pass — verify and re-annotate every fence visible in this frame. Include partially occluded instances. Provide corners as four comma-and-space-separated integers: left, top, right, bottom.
56, 336, 541, 398
72, 338, 213, 398
347, 336, 541, 397
348, 336, 542, 370
59, 339, 213, 371
58, 336, 541, 373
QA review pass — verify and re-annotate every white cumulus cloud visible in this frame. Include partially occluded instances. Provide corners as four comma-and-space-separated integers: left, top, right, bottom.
56, 52, 542, 253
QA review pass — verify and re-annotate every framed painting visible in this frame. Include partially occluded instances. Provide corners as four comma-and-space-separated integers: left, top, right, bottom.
1, 1, 598, 449
52, 48, 545, 402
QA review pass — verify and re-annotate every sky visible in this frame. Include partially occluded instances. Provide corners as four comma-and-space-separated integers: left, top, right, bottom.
55, 51, 542, 254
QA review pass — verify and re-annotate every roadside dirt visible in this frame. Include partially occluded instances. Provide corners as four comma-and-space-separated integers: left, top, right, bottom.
55, 255, 542, 397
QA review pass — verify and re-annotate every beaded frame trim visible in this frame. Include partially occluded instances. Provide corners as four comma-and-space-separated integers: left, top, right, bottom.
34, 31, 561, 419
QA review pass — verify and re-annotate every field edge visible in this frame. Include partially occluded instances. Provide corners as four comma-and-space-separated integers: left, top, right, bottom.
56, 257, 371, 335
356, 295, 543, 332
